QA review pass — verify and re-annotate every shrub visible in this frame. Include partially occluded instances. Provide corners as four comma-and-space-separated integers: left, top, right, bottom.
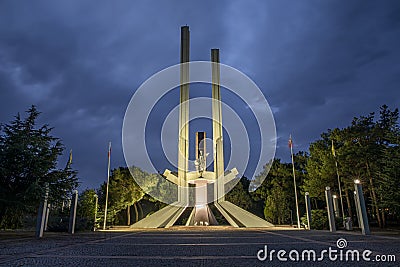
301, 209, 329, 230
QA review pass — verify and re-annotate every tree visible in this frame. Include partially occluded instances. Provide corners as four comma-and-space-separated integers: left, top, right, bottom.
107, 167, 145, 225
77, 189, 97, 220
303, 105, 400, 227
254, 159, 296, 224
374, 105, 400, 227
73, 189, 98, 231
342, 113, 380, 224
334, 105, 400, 227
0, 106, 78, 229
226, 177, 254, 211
303, 137, 337, 202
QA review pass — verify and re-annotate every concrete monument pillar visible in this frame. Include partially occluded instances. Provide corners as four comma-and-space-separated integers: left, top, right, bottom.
211, 48, 225, 203
178, 25, 190, 206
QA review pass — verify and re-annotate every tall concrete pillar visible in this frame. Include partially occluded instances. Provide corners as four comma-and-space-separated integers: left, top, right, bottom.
354, 180, 370, 235
211, 48, 225, 203
325, 187, 336, 232
305, 192, 311, 230
178, 26, 190, 205
68, 190, 78, 234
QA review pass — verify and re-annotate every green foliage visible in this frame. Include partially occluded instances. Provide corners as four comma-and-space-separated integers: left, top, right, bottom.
301, 211, 341, 230
47, 214, 69, 232
76, 189, 97, 230
308, 209, 328, 230
374, 106, 400, 216
226, 177, 254, 211
97, 167, 145, 225
130, 166, 177, 205
0, 106, 78, 229
254, 159, 299, 225
303, 138, 337, 199
78, 189, 97, 219
303, 105, 400, 227
264, 185, 290, 224
109, 168, 144, 211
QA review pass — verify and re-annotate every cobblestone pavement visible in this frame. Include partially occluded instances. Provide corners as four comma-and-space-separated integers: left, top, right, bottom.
0, 228, 399, 266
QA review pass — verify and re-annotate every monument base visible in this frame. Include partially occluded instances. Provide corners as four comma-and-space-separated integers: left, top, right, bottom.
130, 201, 274, 228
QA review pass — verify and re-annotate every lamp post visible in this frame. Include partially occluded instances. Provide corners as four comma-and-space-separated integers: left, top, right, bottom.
354, 179, 370, 235
325, 187, 336, 232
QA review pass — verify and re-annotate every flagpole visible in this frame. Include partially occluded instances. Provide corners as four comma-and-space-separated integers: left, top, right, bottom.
289, 135, 301, 229
103, 141, 111, 230
332, 140, 345, 223
66, 149, 73, 168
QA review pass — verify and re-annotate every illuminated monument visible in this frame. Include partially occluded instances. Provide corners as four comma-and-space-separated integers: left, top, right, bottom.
131, 26, 273, 228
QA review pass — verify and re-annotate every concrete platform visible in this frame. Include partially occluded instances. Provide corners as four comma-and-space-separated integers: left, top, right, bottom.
0, 229, 398, 266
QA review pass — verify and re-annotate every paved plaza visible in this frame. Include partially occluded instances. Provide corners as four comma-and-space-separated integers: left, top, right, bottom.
0, 227, 399, 266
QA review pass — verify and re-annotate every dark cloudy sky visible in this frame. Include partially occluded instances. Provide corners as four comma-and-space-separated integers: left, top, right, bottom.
1, 0, 399, 190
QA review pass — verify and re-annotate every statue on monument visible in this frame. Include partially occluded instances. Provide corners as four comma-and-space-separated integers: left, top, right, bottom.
194, 150, 208, 178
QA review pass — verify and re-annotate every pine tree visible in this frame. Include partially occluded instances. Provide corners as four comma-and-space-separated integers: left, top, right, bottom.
0, 106, 78, 229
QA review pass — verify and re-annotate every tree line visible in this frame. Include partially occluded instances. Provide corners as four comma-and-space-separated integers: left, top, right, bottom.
303, 105, 400, 228
93, 105, 399, 229
1, 105, 398, 230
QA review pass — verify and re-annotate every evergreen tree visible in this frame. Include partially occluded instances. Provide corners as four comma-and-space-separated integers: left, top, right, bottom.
254, 159, 296, 224
0, 106, 78, 229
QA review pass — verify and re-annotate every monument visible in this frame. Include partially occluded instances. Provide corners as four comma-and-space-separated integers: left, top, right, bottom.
131, 26, 273, 228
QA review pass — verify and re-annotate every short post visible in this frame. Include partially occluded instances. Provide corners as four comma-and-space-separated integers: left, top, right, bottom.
68, 190, 78, 234
332, 195, 339, 218
305, 192, 311, 230
35, 183, 49, 238
93, 194, 98, 231
354, 191, 361, 227
44, 203, 51, 231
325, 187, 336, 232
354, 180, 370, 235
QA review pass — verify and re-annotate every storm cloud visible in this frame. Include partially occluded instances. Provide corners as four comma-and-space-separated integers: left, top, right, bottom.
1, 0, 399, 189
